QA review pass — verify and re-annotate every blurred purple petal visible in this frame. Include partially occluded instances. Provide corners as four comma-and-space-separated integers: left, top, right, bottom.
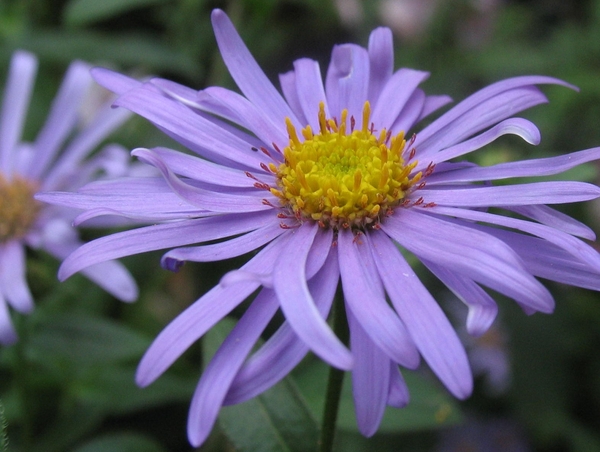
0, 241, 34, 313
0, 51, 37, 174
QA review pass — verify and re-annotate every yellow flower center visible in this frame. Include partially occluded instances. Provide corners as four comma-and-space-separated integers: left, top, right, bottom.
0, 174, 40, 242
270, 101, 422, 229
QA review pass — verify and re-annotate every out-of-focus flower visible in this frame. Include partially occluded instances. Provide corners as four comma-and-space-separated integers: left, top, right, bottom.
39, 9, 600, 447
448, 299, 511, 394
0, 51, 138, 344
378, 0, 439, 41
437, 416, 530, 452
334, 0, 364, 27
378, 0, 503, 46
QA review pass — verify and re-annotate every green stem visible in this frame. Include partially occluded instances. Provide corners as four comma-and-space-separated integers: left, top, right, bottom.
318, 287, 349, 452
13, 315, 33, 451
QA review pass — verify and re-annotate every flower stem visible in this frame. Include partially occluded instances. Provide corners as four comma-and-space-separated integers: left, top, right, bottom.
318, 287, 349, 452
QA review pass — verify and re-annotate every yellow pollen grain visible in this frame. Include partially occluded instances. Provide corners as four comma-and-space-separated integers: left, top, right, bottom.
273, 101, 422, 228
0, 174, 40, 242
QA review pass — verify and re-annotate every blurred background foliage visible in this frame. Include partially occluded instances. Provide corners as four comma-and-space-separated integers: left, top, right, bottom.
1, 0, 600, 450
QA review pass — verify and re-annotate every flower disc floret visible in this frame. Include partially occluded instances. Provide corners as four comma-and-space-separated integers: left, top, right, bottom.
0, 174, 40, 242
271, 102, 422, 228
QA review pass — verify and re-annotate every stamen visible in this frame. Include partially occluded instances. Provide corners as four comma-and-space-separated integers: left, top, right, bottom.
272, 101, 428, 229
361, 102, 371, 133
0, 174, 40, 242
286, 118, 301, 147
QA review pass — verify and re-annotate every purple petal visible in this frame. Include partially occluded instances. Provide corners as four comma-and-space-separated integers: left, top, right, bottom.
387, 365, 409, 408
419, 181, 600, 207
210, 9, 300, 129
414, 75, 576, 155
187, 288, 280, 446
224, 246, 339, 404
325, 44, 369, 118
347, 308, 390, 437
305, 227, 335, 278
0, 51, 37, 174
338, 229, 419, 368
372, 69, 429, 131
417, 95, 453, 122
293, 58, 329, 130
417, 87, 547, 158
132, 148, 270, 213
509, 205, 595, 240
426, 146, 600, 185
197, 87, 288, 148
58, 210, 274, 280
414, 118, 540, 172
91, 67, 143, 96
367, 27, 394, 102
38, 177, 200, 219
482, 227, 600, 291
136, 147, 262, 188
339, 46, 370, 119
218, 227, 333, 292
279, 70, 308, 125
150, 78, 205, 110
424, 260, 498, 337
390, 88, 425, 134
150, 85, 268, 152
0, 241, 34, 313
273, 223, 353, 370
382, 209, 554, 313
430, 205, 600, 273
136, 236, 287, 387
369, 230, 473, 399
161, 221, 284, 270
114, 84, 269, 171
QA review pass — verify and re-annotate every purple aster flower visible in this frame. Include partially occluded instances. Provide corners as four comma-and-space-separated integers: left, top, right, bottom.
0, 51, 138, 344
38, 9, 600, 446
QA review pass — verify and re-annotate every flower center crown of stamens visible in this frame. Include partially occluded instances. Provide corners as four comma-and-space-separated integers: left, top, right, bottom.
0, 174, 40, 242
271, 101, 422, 229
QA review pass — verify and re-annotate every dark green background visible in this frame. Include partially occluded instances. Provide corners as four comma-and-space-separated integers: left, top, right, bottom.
1, 0, 599, 450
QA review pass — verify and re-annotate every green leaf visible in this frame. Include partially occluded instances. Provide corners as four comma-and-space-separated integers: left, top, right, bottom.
75, 364, 197, 415
72, 432, 166, 452
64, 0, 169, 26
219, 378, 320, 452
9, 30, 201, 79
31, 404, 105, 452
294, 358, 462, 434
27, 313, 150, 365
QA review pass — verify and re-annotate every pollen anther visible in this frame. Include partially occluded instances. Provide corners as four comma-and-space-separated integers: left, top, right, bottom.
272, 101, 425, 229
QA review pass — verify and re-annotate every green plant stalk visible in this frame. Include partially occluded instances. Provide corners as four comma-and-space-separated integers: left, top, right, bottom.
318, 287, 349, 452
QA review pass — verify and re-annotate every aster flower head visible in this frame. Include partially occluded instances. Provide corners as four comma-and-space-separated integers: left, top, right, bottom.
40, 9, 600, 446
0, 51, 139, 344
